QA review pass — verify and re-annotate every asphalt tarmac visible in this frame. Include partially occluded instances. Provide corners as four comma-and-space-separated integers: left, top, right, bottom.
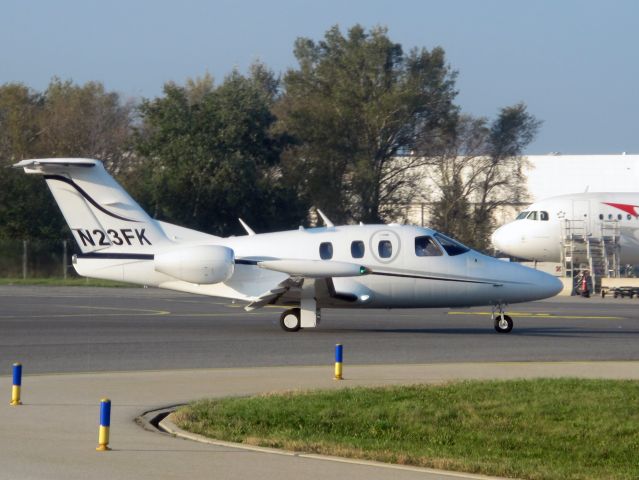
1, 285, 638, 374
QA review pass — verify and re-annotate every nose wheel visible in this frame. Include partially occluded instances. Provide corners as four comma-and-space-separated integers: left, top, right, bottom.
494, 314, 513, 333
280, 308, 301, 332
492, 304, 513, 333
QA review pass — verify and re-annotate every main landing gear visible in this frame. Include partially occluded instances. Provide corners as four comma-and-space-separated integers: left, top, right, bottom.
280, 308, 301, 332
492, 304, 513, 333
279, 306, 321, 332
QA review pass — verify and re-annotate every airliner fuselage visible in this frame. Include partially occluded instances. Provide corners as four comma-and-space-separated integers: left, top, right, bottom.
492, 192, 639, 264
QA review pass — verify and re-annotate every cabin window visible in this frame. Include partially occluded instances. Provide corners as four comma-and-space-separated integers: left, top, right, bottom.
319, 242, 333, 260
540, 211, 549, 221
415, 236, 443, 257
608, 214, 613, 220
618, 214, 623, 220
628, 214, 633, 221
378, 240, 393, 258
527, 211, 538, 220
599, 214, 604, 220
351, 241, 365, 258
434, 233, 470, 256
516, 211, 529, 220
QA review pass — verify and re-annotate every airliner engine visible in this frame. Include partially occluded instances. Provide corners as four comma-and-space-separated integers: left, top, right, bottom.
154, 245, 234, 284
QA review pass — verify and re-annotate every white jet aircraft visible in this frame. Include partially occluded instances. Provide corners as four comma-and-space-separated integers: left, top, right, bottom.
15, 158, 563, 333
492, 192, 639, 264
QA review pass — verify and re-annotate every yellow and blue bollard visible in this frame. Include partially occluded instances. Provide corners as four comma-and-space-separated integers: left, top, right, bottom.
10, 363, 22, 406
334, 344, 343, 380
96, 398, 111, 451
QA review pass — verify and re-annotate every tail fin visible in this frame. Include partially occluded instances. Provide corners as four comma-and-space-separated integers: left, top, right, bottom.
14, 158, 170, 253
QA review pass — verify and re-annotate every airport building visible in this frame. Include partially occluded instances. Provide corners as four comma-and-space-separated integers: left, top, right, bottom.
405, 153, 639, 227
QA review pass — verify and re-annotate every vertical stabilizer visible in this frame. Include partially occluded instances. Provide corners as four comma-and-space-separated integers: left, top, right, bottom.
14, 158, 169, 253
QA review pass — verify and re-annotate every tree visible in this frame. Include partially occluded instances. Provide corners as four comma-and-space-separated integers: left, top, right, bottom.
38, 78, 134, 171
0, 84, 63, 239
0, 79, 135, 240
277, 24, 458, 223
425, 104, 541, 250
134, 66, 306, 236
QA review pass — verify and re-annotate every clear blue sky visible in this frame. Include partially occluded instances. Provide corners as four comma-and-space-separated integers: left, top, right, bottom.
2, 0, 638, 154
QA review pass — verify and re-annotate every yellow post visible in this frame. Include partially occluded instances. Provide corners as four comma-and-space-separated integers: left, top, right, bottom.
334, 344, 343, 380
10, 363, 22, 406
96, 398, 111, 451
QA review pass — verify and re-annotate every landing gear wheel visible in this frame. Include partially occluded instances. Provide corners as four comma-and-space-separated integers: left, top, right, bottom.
494, 314, 513, 333
280, 308, 301, 332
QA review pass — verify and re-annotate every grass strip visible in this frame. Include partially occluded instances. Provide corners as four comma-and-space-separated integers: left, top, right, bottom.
0, 277, 137, 287
174, 379, 639, 480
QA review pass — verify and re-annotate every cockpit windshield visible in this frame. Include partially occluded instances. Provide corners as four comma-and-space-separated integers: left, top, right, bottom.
516, 211, 529, 220
433, 233, 470, 256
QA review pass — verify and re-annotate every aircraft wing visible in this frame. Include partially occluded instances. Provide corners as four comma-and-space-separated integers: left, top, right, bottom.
244, 279, 297, 311
256, 259, 369, 278
244, 259, 370, 311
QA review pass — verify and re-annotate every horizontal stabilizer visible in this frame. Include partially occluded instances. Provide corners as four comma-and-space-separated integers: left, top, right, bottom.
257, 259, 369, 278
14, 158, 97, 172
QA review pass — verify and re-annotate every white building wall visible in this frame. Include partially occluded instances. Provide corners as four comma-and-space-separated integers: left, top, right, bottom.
403, 154, 639, 227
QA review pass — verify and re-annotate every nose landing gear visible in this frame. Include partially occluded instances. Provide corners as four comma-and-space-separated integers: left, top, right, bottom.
492, 304, 513, 333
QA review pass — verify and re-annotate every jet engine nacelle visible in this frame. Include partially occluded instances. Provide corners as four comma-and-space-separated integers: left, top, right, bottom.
154, 245, 234, 284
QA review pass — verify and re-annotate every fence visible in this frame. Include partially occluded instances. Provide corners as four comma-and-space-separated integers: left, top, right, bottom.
0, 239, 79, 279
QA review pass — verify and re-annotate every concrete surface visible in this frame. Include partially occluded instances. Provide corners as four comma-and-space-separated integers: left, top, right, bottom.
3, 362, 639, 480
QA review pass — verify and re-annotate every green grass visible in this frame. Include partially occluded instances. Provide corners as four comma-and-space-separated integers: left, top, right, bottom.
174, 379, 639, 480
0, 277, 138, 287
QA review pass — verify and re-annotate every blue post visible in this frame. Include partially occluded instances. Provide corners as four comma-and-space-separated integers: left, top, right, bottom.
10, 363, 22, 406
334, 344, 343, 380
96, 398, 111, 451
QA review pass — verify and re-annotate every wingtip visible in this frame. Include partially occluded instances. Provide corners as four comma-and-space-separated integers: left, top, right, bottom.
316, 208, 334, 228
238, 218, 256, 236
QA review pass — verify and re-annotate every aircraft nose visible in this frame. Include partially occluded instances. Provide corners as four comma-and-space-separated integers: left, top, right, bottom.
524, 267, 564, 300
491, 224, 510, 253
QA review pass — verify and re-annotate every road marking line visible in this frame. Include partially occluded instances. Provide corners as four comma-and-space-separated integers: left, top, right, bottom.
0, 305, 171, 319
447, 312, 623, 320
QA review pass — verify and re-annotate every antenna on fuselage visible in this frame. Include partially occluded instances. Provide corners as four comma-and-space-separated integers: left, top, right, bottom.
316, 209, 334, 228
238, 218, 256, 236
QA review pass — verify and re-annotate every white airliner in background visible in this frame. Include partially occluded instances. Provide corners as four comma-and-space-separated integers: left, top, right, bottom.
15, 158, 562, 333
492, 192, 639, 264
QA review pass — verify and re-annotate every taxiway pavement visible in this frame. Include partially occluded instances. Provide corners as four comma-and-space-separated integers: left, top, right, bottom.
0, 285, 637, 373
1, 285, 638, 479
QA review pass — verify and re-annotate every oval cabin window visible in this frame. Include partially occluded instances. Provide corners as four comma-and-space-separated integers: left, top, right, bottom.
378, 240, 392, 258
319, 242, 333, 260
351, 241, 365, 258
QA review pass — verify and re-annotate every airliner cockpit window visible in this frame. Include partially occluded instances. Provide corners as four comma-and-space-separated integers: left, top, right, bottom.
415, 236, 443, 257
540, 211, 549, 221
433, 233, 470, 256
527, 211, 538, 220
516, 211, 529, 220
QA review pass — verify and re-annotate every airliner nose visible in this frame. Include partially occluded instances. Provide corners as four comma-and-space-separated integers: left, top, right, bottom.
491, 224, 509, 253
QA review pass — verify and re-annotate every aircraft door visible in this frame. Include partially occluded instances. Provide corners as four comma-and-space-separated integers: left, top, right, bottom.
369, 230, 401, 264
572, 200, 591, 235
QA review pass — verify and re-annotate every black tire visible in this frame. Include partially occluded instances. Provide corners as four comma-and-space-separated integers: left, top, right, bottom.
494, 314, 513, 333
280, 308, 301, 332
